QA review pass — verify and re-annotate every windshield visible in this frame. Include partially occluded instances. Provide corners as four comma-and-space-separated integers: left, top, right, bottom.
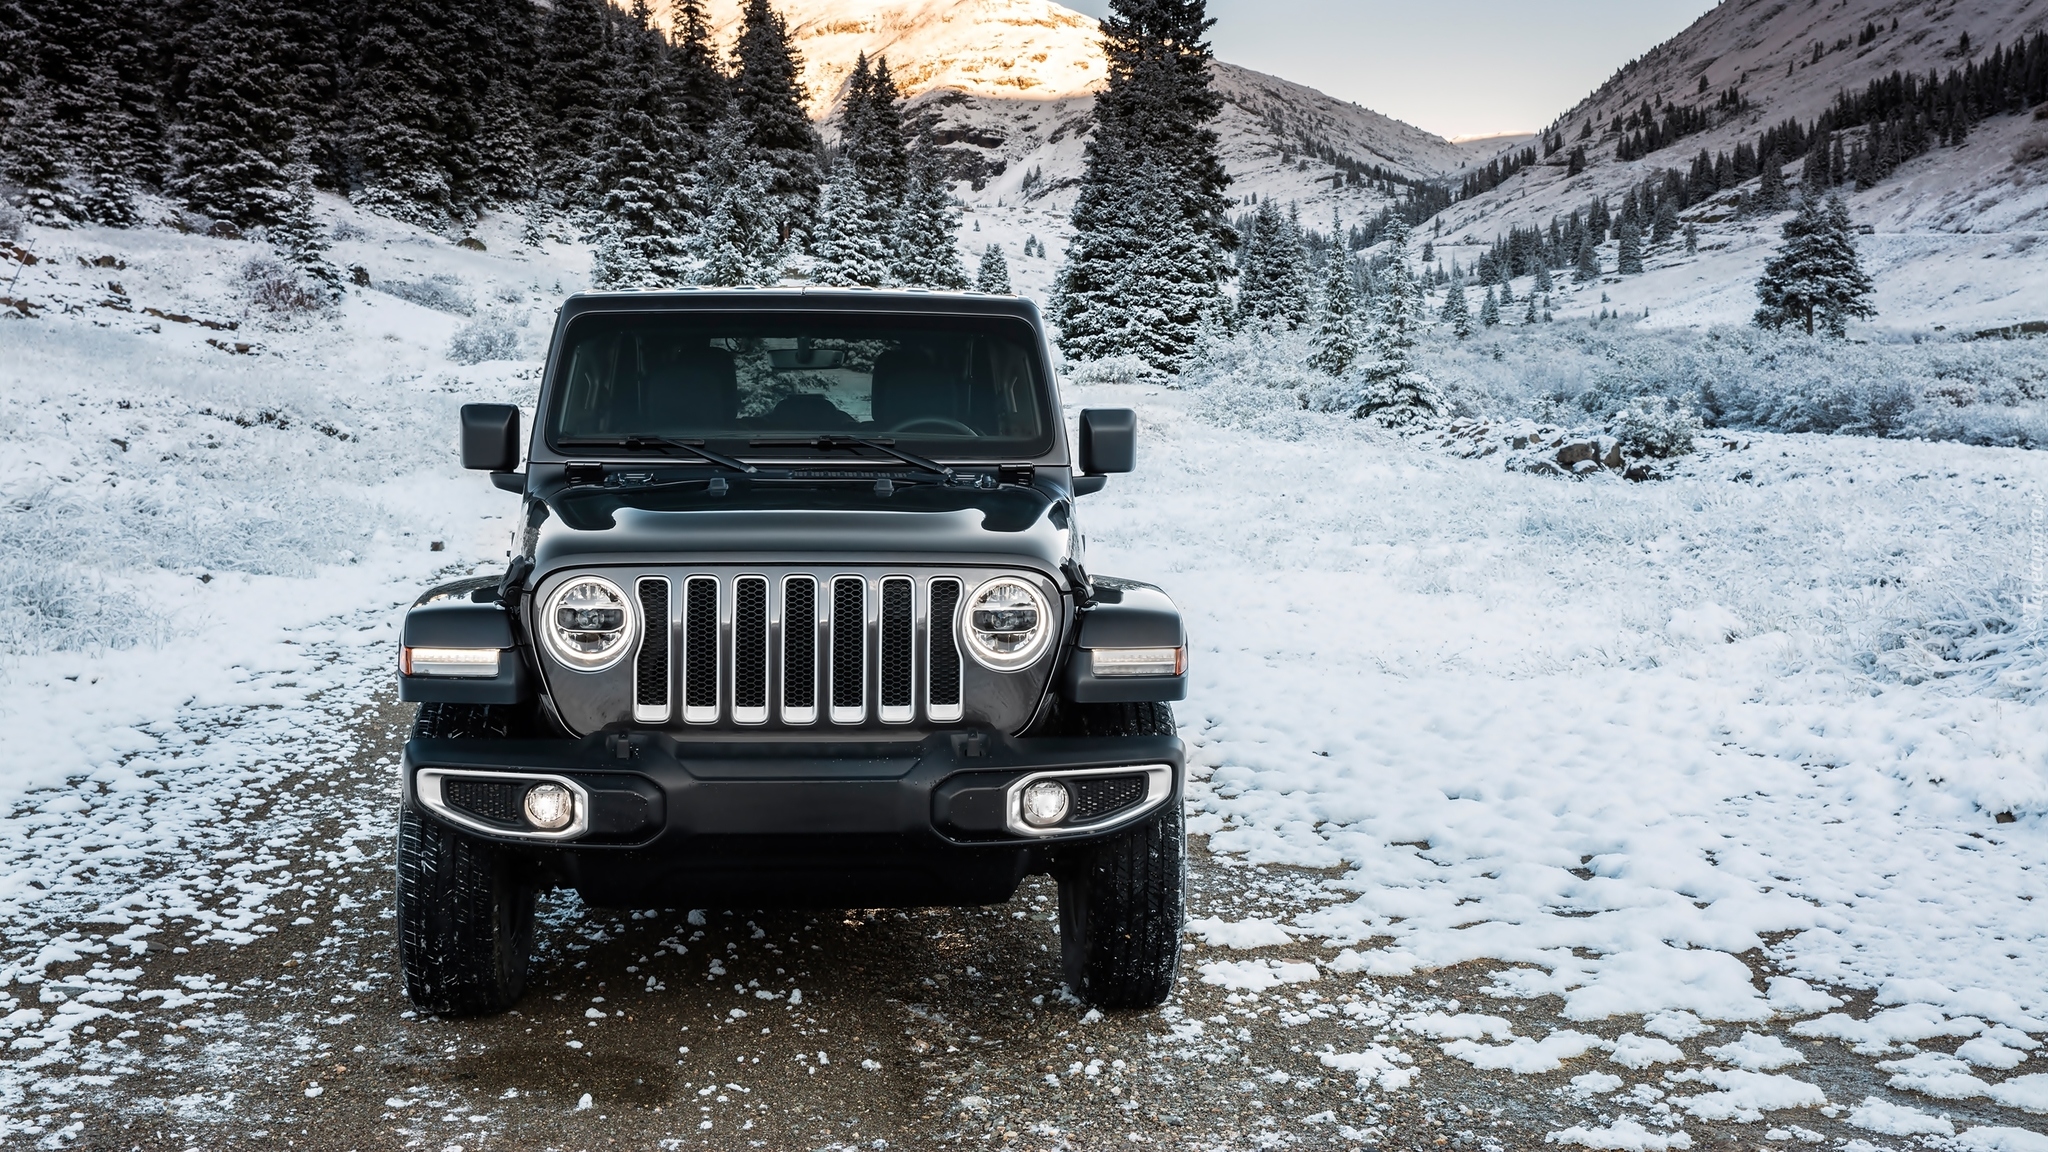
547, 311, 1053, 457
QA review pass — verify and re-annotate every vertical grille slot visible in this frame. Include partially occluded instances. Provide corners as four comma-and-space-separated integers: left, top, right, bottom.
829, 576, 866, 723
683, 575, 719, 723
732, 576, 768, 724
633, 577, 671, 723
781, 576, 817, 724
926, 577, 963, 723
879, 577, 914, 723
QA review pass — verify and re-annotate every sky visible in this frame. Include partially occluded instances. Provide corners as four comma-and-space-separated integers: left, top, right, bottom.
1057, 0, 1722, 140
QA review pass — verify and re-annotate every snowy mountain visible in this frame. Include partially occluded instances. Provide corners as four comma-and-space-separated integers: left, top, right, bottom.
672, 0, 1470, 296
1438, 0, 2048, 332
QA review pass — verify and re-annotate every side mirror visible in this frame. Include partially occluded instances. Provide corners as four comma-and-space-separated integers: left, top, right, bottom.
461, 404, 521, 473
1077, 408, 1136, 475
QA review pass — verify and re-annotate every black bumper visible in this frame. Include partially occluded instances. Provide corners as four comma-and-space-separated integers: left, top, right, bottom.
401, 730, 1183, 907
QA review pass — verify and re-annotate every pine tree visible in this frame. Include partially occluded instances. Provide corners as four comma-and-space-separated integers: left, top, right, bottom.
1574, 230, 1602, 281
839, 53, 909, 208
1440, 273, 1471, 337
892, 150, 967, 289
346, 0, 466, 225
272, 167, 342, 301
1480, 285, 1500, 327
690, 109, 784, 286
1, 75, 79, 224
76, 58, 139, 227
1354, 246, 1443, 424
809, 166, 890, 286
167, 0, 299, 227
1533, 262, 1554, 295
588, 1, 693, 289
470, 0, 540, 207
1754, 195, 1876, 336
976, 243, 1011, 293
1052, 0, 1230, 372
1522, 290, 1539, 325
1616, 216, 1643, 274
0, 1, 37, 113
730, 0, 820, 244
1307, 246, 1359, 375
1684, 223, 1699, 254
1652, 198, 1680, 245
666, 0, 728, 144
532, 0, 610, 209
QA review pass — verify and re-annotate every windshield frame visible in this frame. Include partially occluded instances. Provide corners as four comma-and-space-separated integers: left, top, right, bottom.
537, 303, 1062, 464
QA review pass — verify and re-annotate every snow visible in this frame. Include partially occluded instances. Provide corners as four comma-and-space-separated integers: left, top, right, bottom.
1442, 1030, 1605, 1075
1315, 1045, 1416, 1092
1608, 1033, 1686, 1070
1185, 916, 1294, 949
1952, 1127, 2048, 1152
1195, 958, 1319, 992
1545, 1118, 1695, 1150
1704, 1032, 1807, 1073
1986, 1072, 2048, 1114
1845, 1095, 1955, 1137
1666, 1067, 1828, 1122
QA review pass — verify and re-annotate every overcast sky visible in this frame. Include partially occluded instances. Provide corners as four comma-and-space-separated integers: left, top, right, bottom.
1056, 0, 1721, 140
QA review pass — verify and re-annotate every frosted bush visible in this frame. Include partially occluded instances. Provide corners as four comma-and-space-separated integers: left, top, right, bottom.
448, 315, 522, 364
1063, 354, 1165, 387
1608, 396, 1701, 458
0, 194, 21, 242
240, 257, 325, 316
377, 273, 473, 315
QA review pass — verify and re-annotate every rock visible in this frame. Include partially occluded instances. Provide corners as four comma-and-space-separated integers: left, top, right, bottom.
206, 219, 241, 239
1623, 463, 1656, 482
1556, 440, 1599, 467
1511, 434, 1530, 449
457, 236, 487, 251
349, 265, 371, 287
1571, 458, 1603, 475
1520, 459, 1566, 477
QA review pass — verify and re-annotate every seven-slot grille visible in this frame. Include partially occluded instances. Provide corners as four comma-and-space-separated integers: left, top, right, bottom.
627, 572, 983, 728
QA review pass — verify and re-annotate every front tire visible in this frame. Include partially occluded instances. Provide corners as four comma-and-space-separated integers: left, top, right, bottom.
1053, 701, 1186, 1010
396, 704, 537, 1016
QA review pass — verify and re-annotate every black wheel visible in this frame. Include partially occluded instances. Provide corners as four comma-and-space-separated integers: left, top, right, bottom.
396, 704, 537, 1016
1053, 701, 1185, 1009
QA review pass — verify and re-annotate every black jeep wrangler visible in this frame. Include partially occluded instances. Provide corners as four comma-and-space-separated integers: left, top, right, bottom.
395, 290, 1189, 1015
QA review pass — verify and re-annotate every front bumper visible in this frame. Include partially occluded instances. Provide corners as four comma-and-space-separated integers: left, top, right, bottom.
401, 730, 1183, 906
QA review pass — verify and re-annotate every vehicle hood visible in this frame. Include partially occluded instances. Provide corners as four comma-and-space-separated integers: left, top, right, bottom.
530, 481, 1072, 575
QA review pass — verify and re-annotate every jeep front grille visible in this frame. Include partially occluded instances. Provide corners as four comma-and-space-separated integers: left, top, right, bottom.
623, 571, 999, 729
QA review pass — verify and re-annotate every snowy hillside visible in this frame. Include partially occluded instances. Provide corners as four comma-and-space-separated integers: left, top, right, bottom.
1438, 0, 2048, 332
668, 0, 1469, 299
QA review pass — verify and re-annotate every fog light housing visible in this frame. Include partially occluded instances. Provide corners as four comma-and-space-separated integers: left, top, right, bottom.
1020, 780, 1071, 827
401, 646, 501, 678
1088, 646, 1186, 677
523, 783, 575, 831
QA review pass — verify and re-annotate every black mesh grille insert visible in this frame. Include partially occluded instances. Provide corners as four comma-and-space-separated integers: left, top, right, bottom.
784, 577, 816, 711
1068, 774, 1148, 823
635, 579, 669, 709
734, 577, 767, 711
831, 577, 864, 711
880, 578, 913, 710
927, 578, 962, 709
443, 778, 523, 827
685, 576, 718, 711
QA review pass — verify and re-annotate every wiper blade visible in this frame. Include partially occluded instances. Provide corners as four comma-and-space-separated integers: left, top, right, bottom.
749, 435, 955, 481
557, 436, 757, 474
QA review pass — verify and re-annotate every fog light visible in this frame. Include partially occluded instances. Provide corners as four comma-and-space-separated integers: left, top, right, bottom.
1089, 646, 1185, 677
1021, 780, 1071, 827
402, 646, 500, 677
523, 783, 575, 831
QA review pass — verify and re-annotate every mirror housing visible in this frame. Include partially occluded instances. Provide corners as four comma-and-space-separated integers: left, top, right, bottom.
1077, 408, 1136, 476
461, 404, 522, 473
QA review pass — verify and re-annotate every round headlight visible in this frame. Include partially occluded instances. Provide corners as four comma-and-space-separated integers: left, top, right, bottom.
541, 576, 635, 672
960, 577, 1053, 671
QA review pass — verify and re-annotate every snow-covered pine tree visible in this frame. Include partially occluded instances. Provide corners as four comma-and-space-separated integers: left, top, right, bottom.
1684, 223, 1699, 254
690, 109, 784, 286
1051, 0, 1230, 373
1616, 216, 1644, 274
892, 150, 967, 289
1235, 200, 1311, 328
272, 166, 342, 301
809, 166, 890, 286
2, 75, 80, 224
346, 0, 467, 225
532, 0, 611, 210
1498, 277, 1513, 305
1522, 290, 1539, 325
976, 243, 1011, 293
0, 1, 36, 113
1480, 285, 1500, 327
1758, 150, 1787, 210
1753, 195, 1876, 336
165, 0, 299, 227
1534, 262, 1553, 295
1574, 230, 1601, 282
729, 0, 821, 244
1307, 244, 1359, 375
588, 0, 692, 289
1354, 253, 1443, 425
1652, 198, 1679, 245
1440, 272, 1471, 337
470, 0, 540, 209
77, 58, 139, 227
666, 0, 728, 144
840, 53, 910, 208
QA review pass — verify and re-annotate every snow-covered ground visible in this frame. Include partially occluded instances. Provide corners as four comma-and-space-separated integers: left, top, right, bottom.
2, 200, 2045, 1146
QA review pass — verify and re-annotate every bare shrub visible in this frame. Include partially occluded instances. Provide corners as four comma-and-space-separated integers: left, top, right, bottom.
241, 257, 326, 316
376, 273, 474, 315
447, 315, 522, 364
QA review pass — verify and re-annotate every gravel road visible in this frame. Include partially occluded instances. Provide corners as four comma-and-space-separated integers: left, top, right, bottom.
7, 689, 2040, 1151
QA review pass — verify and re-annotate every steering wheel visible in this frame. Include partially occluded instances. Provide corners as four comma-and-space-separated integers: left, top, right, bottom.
887, 416, 976, 436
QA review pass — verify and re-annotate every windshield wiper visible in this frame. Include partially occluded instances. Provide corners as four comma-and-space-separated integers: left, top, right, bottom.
557, 436, 757, 474
749, 435, 955, 482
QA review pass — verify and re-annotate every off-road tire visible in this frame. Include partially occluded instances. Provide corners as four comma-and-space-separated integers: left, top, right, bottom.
396, 703, 537, 1016
1054, 701, 1185, 1009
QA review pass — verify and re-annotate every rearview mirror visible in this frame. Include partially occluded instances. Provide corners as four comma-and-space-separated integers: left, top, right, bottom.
461, 404, 522, 473
1077, 408, 1136, 475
